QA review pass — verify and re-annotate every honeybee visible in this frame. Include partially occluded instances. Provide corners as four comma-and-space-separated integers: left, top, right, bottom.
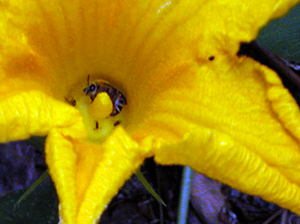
84, 75, 127, 116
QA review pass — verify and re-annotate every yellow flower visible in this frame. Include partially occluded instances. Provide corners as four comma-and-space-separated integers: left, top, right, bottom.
1, 0, 300, 223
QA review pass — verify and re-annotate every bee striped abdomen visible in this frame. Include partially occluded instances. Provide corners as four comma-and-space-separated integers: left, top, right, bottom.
84, 77, 127, 116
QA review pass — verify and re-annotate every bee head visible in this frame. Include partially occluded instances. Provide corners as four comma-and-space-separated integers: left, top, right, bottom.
84, 83, 99, 101
84, 83, 96, 93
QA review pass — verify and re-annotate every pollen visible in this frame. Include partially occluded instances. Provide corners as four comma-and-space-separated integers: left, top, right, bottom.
88, 92, 113, 120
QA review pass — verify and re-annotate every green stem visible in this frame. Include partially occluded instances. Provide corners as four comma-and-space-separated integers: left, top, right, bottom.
177, 166, 194, 224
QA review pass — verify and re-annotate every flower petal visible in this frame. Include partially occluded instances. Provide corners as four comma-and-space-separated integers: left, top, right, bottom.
2, 0, 298, 99
0, 90, 86, 142
150, 57, 300, 214
154, 126, 300, 214
123, 0, 300, 134
46, 126, 152, 224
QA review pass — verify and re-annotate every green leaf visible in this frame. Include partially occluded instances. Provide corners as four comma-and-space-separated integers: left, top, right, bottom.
16, 170, 49, 205
0, 177, 58, 224
135, 169, 166, 206
257, 3, 300, 61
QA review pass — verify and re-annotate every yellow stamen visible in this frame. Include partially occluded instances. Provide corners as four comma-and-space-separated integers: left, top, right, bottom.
76, 92, 117, 143
88, 92, 113, 120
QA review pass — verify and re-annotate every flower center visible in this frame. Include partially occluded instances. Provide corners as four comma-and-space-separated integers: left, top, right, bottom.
67, 77, 127, 143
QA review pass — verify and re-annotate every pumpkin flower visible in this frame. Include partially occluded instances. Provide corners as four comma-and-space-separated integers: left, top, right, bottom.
1, 0, 300, 223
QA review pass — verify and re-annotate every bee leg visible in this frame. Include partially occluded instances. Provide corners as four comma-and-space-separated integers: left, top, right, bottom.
87, 74, 90, 85
64, 97, 76, 106
114, 121, 121, 127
